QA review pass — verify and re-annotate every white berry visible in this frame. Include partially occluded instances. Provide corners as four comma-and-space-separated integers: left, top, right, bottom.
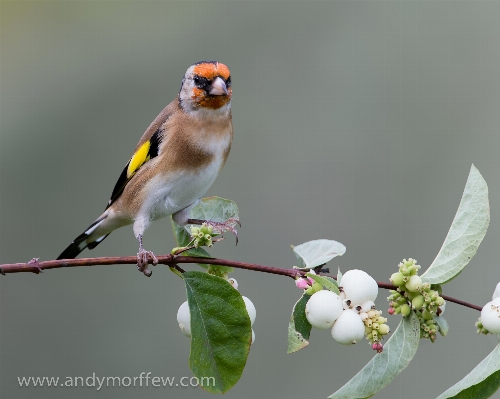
481, 297, 500, 334
340, 269, 378, 306
360, 300, 375, 313
305, 290, 343, 330
177, 301, 191, 338
331, 309, 365, 345
229, 278, 238, 290
242, 296, 256, 326
251, 329, 255, 345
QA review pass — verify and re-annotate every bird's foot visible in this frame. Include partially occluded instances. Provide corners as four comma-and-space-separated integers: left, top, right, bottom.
28, 258, 43, 274
205, 218, 240, 244
136, 248, 158, 277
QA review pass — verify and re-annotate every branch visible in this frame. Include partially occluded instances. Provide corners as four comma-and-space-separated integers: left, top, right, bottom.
0, 256, 481, 311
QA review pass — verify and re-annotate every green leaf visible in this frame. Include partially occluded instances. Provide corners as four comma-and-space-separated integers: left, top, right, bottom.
306, 273, 340, 295
421, 165, 490, 285
436, 344, 500, 399
325, 276, 340, 288
292, 239, 346, 269
287, 294, 312, 354
183, 271, 251, 393
329, 312, 420, 399
434, 316, 449, 337
171, 197, 239, 258
337, 267, 343, 286
189, 196, 239, 228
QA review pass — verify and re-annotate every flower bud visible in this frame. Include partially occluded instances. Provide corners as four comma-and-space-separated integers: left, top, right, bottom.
296, 278, 310, 290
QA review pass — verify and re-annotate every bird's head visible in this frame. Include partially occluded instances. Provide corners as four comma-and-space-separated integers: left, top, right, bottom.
179, 61, 232, 116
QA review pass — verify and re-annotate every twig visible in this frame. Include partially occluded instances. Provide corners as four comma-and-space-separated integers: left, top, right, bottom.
0, 256, 481, 311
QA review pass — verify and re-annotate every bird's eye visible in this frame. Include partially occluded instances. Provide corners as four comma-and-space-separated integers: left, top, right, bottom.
226, 76, 231, 87
193, 75, 208, 89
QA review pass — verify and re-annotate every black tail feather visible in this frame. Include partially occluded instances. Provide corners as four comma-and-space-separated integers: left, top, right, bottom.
57, 217, 109, 260
57, 232, 89, 260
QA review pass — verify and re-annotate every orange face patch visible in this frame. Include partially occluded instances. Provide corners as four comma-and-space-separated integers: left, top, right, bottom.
192, 87, 232, 109
193, 62, 230, 81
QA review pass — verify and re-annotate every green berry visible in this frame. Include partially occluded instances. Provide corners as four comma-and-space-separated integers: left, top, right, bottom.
377, 324, 390, 335
311, 281, 323, 293
405, 275, 422, 292
396, 297, 407, 305
389, 272, 403, 286
412, 295, 425, 310
421, 309, 433, 321
401, 304, 411, 317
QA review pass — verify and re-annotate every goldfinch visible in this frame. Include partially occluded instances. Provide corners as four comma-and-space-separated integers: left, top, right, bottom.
57, 61, 234, 276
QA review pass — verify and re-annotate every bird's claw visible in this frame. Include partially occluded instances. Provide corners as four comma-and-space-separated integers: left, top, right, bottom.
137, 249, 158, 277
28, 258, 43, 274
205, 218, 240, 244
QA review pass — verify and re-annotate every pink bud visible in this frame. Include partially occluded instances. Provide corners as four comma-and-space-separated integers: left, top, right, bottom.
372, 343, 378, 350
376, 342, 384, 353
388, 308, 395, 315
295, 278, 310, 289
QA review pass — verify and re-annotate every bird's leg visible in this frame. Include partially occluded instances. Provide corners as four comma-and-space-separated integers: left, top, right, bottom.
187, 218, 241, 244
136, 235, 158, 277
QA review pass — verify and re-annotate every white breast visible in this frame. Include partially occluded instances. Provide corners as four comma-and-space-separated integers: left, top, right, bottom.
132, 133, 230, 238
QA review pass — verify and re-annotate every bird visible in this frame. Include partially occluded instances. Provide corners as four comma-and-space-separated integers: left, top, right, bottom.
57, 61, 235, 276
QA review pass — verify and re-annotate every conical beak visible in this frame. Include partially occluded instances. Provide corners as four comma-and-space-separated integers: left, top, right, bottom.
209, 77, 228, 96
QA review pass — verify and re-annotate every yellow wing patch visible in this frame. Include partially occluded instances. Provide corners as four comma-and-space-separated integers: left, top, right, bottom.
127, 141, 151, 178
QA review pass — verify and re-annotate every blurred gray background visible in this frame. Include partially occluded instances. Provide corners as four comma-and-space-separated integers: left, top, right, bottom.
1, 1, 499, 398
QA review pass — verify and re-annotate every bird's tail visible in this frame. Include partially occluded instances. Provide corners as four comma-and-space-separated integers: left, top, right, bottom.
57, 217, 110, 260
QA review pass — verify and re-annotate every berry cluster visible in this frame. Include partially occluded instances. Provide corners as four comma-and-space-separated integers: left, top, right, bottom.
302, 269, 390, 351
190, 223, 215, 247
177, 278, 256, 343
360, 307, 389, 352
388, 258, 446, 342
